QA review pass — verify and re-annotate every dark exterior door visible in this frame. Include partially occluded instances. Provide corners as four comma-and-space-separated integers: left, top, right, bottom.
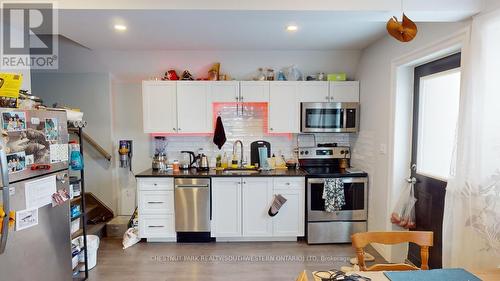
408, 53, 461, 268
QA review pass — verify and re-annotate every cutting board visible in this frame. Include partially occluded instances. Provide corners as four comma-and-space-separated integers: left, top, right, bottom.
250, 140, 271, 166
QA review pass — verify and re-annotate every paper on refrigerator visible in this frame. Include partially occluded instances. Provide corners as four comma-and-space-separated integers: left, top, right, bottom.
15, 208, 38, 231
25, 175, 57, 209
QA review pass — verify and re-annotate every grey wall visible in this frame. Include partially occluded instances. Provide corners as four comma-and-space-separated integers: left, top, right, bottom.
31, 72, 117, 212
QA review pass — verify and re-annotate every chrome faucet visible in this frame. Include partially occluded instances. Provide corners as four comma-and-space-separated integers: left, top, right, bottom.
233, 140, 244, 168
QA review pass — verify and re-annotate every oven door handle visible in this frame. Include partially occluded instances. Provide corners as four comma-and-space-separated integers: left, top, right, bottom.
341, 177, 367, 184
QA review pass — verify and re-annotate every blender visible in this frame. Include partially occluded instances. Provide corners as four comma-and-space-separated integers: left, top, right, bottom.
152, 136, 167, 170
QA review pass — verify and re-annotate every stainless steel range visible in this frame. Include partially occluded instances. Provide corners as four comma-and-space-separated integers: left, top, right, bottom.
299, 145, 368, 244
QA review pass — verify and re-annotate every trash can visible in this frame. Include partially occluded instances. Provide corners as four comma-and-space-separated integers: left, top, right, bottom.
79, 235, 100, 271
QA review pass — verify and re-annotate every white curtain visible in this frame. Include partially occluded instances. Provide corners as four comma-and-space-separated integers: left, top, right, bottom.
442, 9, 500, 268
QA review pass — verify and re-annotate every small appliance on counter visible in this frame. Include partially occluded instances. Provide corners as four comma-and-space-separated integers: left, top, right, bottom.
195, 153, 209, 171
180, 151, 196, 169
152, 136, 167, 171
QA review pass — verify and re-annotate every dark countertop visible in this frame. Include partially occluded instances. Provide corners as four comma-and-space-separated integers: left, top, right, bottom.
135, 168, 367, 178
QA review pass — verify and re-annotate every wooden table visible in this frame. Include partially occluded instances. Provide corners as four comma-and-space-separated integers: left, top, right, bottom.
310, 268, 500, 281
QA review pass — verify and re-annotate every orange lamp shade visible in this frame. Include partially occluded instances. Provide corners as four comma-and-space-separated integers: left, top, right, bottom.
387, 14, 418, 42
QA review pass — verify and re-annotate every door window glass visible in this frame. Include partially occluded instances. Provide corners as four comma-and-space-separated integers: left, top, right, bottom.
416, 69, 461, 180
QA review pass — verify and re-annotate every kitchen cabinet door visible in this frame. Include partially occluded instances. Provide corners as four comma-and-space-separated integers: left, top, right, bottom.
329, 81, 360, 102
211, 178, 242, 237
268, 81, 300, 133
242, 177, 273, 237
240, 81, 270, 102
176, 81, 210, 133
297, 81, 329, 102
208, 81, 240, 103
142, 81, 177, 133
272, 188, 305, 237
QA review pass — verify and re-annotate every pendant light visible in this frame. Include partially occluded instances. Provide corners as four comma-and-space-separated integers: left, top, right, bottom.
386, 0, 418, 42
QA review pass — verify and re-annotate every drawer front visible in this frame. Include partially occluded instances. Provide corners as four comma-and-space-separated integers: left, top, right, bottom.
139, 190, 174, 214
139, 215, 175, 238
273, 177, 305, 190
137, 178, 174, 190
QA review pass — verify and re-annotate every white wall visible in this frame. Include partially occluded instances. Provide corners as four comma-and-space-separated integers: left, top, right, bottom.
352, 22, 470, 261
31, 36, 362, 215
31, 72, 117, 212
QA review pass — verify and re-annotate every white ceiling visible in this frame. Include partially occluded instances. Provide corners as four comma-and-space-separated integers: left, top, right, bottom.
57, 1, 482, 51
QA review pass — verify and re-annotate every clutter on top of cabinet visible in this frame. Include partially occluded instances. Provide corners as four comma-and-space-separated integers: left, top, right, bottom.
283, 65, 303, 81
266, 68, 275, 81
180, 70, 194, 80
162, 70, 179, 80
327, 73, 347, 81
208, 63, 220, 81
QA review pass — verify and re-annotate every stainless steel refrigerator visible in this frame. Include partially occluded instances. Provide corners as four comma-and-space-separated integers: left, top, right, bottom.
0, 109, 72, 281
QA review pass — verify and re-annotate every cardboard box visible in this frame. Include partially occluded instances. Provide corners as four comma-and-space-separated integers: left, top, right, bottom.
106, 216, 130, 238
327, 73, 347, 81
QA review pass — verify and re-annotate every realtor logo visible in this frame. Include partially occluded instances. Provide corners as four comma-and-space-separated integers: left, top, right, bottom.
1, 1, 58, 69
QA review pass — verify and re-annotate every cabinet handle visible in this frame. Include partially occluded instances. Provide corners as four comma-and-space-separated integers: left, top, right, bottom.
285, 182, 291, 185
236, 182, 241, 185
235, 96, 239, 101
269, 128, 273, 131
243, 181, 246, 184
153, 183, 157, 186
173, 127, 176, 131
178, 128, 181, 131
240, 96, 244, 101
148, 225, 165, 228
147, 201, 164, 204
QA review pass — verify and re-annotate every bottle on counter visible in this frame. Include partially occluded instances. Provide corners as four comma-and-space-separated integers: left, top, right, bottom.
221, 152, 228, 169
231, 153, 238, 168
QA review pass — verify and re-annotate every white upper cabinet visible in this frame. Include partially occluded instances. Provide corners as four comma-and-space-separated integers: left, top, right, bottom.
240, 81, 270, 102
208, 81, 240, 103
268, 81, 300, 133
241, 178, 273, 237
176, 81, 211, 133
329, 81, 360, 102
297, 81, 329, 103
142, 81, 177, 133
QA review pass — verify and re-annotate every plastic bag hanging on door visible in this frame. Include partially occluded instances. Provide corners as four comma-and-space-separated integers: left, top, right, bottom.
390, 179, 417, 229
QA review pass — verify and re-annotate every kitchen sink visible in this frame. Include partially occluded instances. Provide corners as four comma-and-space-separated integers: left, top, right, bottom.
222, 169, 260, 175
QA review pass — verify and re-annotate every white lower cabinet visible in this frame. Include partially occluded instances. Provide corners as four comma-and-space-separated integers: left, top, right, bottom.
137, 178, 176, 241
211, 178, 242, 237
242, 178, 273, 237
211, 177, 305, 240
272, 188, 305, 237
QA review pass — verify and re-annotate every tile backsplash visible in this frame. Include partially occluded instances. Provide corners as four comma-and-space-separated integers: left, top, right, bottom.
154, 103, 353, 166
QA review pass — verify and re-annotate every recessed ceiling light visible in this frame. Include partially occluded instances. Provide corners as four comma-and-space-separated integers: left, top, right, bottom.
114, 24, 127, 31
286, 25, 298, 32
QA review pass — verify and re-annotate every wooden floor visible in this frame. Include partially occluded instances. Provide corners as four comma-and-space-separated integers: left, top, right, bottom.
88, 238, 384, 281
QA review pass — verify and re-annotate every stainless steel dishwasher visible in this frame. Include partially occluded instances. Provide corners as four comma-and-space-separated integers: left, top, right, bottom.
174, 178, 211, 242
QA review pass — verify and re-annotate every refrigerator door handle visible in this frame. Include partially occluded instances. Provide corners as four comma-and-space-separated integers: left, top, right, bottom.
0, 139, 10, 255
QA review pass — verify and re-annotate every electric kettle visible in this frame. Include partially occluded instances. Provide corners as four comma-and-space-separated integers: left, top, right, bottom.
196, 153, 210, 171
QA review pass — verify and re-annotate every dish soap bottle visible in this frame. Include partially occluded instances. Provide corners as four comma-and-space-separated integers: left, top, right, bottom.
69, 141, 84, 170
221, 152, 228, 169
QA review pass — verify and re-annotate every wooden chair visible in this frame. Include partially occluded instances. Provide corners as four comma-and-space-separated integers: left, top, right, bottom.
351, 231, 433, 271
295, 270, 309, 281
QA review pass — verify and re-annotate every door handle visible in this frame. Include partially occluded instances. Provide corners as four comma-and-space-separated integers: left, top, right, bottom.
147, 201, 165, 204
0, 139, 10, 255
406, 177, 417, 184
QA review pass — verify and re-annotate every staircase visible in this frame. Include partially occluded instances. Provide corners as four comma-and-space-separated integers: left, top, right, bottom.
73, 192, 114, 238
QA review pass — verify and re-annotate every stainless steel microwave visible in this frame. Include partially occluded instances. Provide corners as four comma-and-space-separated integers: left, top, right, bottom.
301, 102, 359, 133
